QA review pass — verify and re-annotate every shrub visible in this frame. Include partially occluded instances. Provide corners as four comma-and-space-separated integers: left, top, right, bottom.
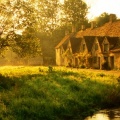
96, 73, 106, 77
0, 74, 15, 90
48, 66, 53, 73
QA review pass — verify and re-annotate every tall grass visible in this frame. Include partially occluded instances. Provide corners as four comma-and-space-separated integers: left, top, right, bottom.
0, 66, 120, 120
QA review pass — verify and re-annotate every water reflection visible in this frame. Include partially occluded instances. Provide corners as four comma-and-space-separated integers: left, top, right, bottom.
85, 108, 120, 120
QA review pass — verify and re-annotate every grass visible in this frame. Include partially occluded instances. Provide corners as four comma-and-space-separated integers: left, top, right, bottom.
0, 66, 120, 120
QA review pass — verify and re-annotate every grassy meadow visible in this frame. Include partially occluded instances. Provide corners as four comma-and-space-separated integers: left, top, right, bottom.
0, 66, 120, 120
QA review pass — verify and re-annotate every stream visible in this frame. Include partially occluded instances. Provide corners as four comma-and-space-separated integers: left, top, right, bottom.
84, 108, 120, 120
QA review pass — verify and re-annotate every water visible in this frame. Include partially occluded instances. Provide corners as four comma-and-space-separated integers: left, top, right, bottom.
85, 108, 120, 120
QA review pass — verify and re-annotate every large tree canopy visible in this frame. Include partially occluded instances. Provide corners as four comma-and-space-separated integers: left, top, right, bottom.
36, 0, 60, 34
0, 0, 90, 64
94, 12, 110, 27
62, 0, 88, 30
0, 0, 41, 57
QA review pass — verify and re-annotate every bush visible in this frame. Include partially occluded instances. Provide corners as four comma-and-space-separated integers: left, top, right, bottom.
102, 62, 111, 70
80, 64, 86, 68
0, 74, 15, 90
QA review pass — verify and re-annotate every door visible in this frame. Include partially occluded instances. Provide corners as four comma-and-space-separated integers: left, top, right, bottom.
110, 56, 114, 69
98, 57, 100, 69
75, 58, 78, 67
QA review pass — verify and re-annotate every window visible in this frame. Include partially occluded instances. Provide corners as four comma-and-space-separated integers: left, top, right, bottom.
93, 56, 97, 63
104, 57, 108, 62
83, 44, 85, 52
104, 44, 109, 52
95, 43, 98, 50
60, 50, 63, 55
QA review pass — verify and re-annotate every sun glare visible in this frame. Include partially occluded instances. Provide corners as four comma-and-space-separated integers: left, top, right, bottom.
59, 0, 64, 4
85, 0, 120, 20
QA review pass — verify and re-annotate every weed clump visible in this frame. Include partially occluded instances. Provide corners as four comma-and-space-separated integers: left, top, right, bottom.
117, 76, 120, 83
0, 74, 15, 90
96, 73, 106, 77
48, 66, 53, 73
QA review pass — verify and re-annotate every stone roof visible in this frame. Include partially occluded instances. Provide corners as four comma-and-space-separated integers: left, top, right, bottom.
56, 19, 120, 53
84, 36, 95, 52
75, 20, 120, 38
110, 48, 120, 53
55, 33, 75, 49
107, 37, 119, 50
70, 38, 82, 54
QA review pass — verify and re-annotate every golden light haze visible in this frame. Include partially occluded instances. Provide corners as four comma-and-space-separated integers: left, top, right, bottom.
85, 0, 120, 20
60, 0, 120, 20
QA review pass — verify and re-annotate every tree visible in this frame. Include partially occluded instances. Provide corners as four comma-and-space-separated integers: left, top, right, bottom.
0, 0, 41, 57
36, 0, 60, 34
0, 0, 62, 65
0, 0, 89, 65
94, 12, 110, 27
12, 27, 41, 58
62, 0, 88, 31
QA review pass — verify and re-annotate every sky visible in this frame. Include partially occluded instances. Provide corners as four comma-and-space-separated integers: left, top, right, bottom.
60, 0, 120, 20
84, 0, 120, 20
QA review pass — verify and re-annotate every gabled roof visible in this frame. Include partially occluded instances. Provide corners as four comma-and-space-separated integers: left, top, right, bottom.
70, 38, 82, 54
107, 20, 120, 37
84, 36, 95, 52
55, 34, 70, 49
75, 20, 120, 37
107, 37, 119, 50
97, 37, 105, 51
106, 37, 120, 52
62, 40, 68, 50
55, 33, 75, 49
110, 48, 120, 53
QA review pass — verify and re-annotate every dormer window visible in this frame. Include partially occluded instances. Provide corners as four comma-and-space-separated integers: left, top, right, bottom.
83, 44, 85, 52
95, 43, 98, 50
104, 44, 109, 52
60, 49, 63, 55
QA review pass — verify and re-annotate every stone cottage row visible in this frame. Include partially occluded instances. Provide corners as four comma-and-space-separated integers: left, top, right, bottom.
55, 14, 120, 70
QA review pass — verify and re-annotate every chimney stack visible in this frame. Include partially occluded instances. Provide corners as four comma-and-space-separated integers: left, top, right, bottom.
72, 25, 76, 33
109, 14, 116, 22
65, 30, 69, 36
81, 25, 85, 30
91, 21, 96, 29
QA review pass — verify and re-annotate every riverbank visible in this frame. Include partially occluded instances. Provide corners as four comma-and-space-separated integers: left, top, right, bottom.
85, 108, 120, 120
0, 66, 120, 119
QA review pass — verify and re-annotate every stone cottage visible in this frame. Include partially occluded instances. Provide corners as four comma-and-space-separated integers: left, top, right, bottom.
55, 14, 120, 70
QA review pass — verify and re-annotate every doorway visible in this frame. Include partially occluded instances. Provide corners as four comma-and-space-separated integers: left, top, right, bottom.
110, 56, 114, 69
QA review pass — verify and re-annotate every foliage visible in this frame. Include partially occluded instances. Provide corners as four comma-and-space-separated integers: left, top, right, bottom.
36, 0, 60, 34
13, 27, 41, 58
62, 0, 88, 31
48, 66, 53, 73
94, 12, 110, 27
102, 61, 111, 70
0, 0, 90, 64
0, 0, 42, 57
39, 25, 70, 65
0, 74, 15, 90
0, 66, 120, 119
62, 48, 73, 59
0, 0, 37, 39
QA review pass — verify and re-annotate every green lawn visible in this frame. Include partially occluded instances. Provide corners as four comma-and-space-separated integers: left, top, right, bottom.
0, 66, 120, 120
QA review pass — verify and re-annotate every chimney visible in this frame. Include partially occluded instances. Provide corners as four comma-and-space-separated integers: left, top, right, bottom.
91, 21, 96, 29
109, 14, 116, 22
72, 25, 76, 33
81, 25, 85, 30
65, 30, 69, 36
